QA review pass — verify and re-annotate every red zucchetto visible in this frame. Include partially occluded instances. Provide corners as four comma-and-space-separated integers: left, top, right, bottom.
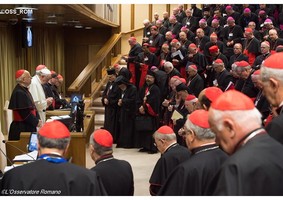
188, 110, 210, 128
211, 90, 254, 111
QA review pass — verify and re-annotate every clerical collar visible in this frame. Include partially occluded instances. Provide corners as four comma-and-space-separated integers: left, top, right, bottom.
276, 102, 283, 115
234, 127, 266, 151
164, 143, 178, 154
95, 154, 114, 165
191, 143, 219, 155
38, 153, 67, 164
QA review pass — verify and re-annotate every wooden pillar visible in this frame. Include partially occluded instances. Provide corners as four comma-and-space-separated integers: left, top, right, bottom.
131, 4, 135, 30
149, 4, 153, 21
166, 4, 170, 14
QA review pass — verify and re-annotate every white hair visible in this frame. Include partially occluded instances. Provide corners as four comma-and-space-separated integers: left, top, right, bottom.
143, 19, 150, 24
210, 108, 262, 131
16, 70, 27, 82
261, 65, 283, 83
185, 119, 215, 140
153, 131, 176, 141
164, 61, 174, 69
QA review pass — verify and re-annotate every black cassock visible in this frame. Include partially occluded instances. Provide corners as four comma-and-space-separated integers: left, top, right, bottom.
215, 69, 233, 92
158, 144, 228, 196
241, 74, 259, 98
101, 81, 121, 142
207, 133, 283, 195
91, 155, 134, 196
266, 106, 283, 145
117, 84, 137, 148
149, 143, 190, 195
136, 83, 160, 151
187, 73, 205, 97
0, 159, 106, 195
8, 84, 39, 140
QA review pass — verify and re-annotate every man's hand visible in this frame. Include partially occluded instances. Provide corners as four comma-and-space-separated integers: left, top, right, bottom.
118, 99, 122, 106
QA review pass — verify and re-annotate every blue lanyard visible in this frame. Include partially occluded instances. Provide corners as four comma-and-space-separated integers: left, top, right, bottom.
38, 154, 67, 164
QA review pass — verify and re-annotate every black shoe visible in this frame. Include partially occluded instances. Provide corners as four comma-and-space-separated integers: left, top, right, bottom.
138, 148, 148, 152
148, 150, 158, 154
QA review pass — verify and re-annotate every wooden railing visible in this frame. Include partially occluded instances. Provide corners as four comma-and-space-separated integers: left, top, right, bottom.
67, 27, 143, 106
68, 33, 122, 93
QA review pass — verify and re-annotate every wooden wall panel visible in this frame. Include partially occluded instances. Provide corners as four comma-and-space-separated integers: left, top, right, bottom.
134, 4, 149, 29
64, 27, 111, 97
121, 4, 131, 32
152, 4, 167, 21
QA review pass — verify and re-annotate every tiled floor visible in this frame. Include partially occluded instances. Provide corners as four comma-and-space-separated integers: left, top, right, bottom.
85, 144, 160, 196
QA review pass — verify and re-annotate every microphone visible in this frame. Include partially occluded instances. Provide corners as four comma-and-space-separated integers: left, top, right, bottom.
2, 140, 36, 161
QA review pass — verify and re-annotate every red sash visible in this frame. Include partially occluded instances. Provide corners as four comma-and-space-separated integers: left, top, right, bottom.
139, 64, 149, 88
13, 109, 36, 121
180, 66, 187, 79
149, 47, 157, 54
128, 63, 136, 85
243, 49, 256, 66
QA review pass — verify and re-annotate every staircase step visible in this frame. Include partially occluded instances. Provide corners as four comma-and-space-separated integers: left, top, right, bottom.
95, 114, 104, 126
93, 97, 103, 107
89, 106, 105, 114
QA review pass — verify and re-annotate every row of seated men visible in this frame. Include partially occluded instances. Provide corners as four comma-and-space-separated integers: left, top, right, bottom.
125, 4, 283, 92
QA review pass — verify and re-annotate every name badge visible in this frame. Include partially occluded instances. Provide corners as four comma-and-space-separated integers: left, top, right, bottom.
144, 57, 149, 61
149, 40, 153, 44
229, 33, 233, 37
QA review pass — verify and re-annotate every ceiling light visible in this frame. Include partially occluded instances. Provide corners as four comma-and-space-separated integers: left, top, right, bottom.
47, 14, 56, 18
22, 17, 36, 22
67, 20, 80, 24
45, 21, 57, 25
74, 25, 83, 29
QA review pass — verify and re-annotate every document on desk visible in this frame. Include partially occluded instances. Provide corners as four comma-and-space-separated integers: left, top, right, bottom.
13, 150, 38, 162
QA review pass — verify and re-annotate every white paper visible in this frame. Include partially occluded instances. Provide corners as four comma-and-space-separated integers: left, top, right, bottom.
13, 150, 38, 162
171, 110, 183, 120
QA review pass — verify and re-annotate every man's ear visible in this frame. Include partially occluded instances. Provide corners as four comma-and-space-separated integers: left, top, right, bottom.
222, 118, 236, 139
269, 77, 280, 93
62, 143, 70, 157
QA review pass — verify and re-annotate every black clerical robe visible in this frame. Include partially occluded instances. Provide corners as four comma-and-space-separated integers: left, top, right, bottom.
149, 143, 190, 195
243, 37, 260, 66
187, 73, 204, 97
8, 84, 39, 140
222, 25, 243, 58
241, 75, 259, 98
136, 83, 160, 151
158, 144, 228, 196
117, 84, 137, 148
0, 159, 106, 195
208, 133, 283, 195
216, 69, 233, 92
102, 81, 121, 142
266, 106, 283, 145
118, 67, 132, 81
91, 155, 134, 196
43, 83, 55, 110
127, 43, 143, 88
